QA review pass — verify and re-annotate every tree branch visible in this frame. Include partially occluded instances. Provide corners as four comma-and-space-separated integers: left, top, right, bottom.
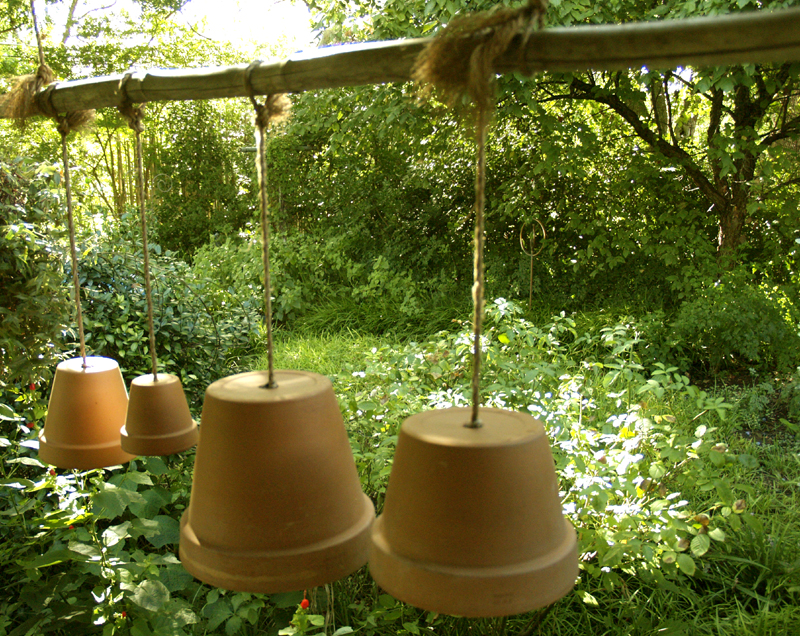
759, 175, 800, 200
569, 75, 727, 210
760, 113, 800, 147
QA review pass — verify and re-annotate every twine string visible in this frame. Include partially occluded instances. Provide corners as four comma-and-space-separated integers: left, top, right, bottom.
469, 105, 489, 428
245, 61, 278, 389
59, 125, 87, 368
118, 73, 158, 381
412, 0, 548, 428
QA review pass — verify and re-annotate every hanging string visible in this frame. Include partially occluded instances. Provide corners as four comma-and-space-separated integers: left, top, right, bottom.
118, 73, 158, 382
244, 62, 290, 389
469, 106, 488, 428
58, 117, 88, 368
21, 0, 96, 370
413, 0, 548, 428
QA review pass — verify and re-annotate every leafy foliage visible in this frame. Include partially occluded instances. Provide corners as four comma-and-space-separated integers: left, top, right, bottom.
70, 215, 261, 408
149, 100, 254, 257
671, 270, 800, 373
0, 158, 71, 390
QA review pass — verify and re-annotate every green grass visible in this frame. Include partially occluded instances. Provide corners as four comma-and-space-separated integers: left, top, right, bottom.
243, 304, 800, 636
2, 304, 798, 636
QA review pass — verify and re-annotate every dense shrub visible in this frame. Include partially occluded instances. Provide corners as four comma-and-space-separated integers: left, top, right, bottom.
71, 215, 261, 409
670, 271, 800, 373
0, 159, 71, 390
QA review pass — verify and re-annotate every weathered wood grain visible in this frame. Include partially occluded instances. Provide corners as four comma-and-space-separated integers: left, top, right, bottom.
3, 7, 800, 117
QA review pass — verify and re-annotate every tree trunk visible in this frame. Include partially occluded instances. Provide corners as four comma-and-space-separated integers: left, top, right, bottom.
716, 200, 747, 266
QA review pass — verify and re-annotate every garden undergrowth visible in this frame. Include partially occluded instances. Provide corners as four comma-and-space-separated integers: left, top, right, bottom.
1, 300, 798, 635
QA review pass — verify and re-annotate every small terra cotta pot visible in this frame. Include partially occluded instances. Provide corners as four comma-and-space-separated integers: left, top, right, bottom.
40, 356, 135, 469
121, 372, 198, 456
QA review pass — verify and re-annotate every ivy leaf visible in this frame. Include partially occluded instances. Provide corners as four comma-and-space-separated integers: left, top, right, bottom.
130, 580, 170, 612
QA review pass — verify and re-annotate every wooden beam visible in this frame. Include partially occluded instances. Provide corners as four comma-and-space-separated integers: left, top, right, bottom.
4, 7, 800, 117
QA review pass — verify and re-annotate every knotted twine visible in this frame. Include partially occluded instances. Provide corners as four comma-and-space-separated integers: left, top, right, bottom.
118, 73, 159, 382
244, 61, 291, 389
413, 0, 548, 427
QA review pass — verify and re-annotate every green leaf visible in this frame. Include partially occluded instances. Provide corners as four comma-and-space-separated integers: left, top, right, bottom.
30, 549, 81, 568
332, 628, 354, 636
102, 521, 132, 547
146, 515, 180, 548
129, 487, 172, 519
225, 616, 243, 635
708, 527, 726, 542
309, 615, 326, 627
6, 457, 44, 467
143, 456, 169, 475
403, 622, 421, 635
0, 404, 21, 421
690, 534, 710, 557
203, 600, 233, 631
130, 580, 170, 612
270, 591, 304, 608
92, 484, 146, 519
578, 590, 599, 606
159, 564, 195, 593
379, 594, 396, 608
714, 479, 733, 505
120, 471, 153, 486
676, 553, 696, 576
737, 454, 759, 469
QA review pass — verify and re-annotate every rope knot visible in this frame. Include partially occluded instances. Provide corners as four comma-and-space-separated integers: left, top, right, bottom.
118, 72, 146, 133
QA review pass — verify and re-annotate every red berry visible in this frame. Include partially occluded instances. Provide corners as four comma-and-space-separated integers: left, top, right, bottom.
29, 383, 36, 392
300, 599, 310, 610
49, 468, 56, 476
69, 525, 75, 530
121, 612, 127, 619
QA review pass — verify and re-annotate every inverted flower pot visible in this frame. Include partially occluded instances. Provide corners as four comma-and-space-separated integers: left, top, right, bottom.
39, 356, 135, 469
180, 369, 374, 593
121, 373, 198, 456
369, 407, 578, 617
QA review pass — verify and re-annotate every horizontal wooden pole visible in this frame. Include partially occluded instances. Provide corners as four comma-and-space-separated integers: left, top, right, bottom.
3, 7, 800, 117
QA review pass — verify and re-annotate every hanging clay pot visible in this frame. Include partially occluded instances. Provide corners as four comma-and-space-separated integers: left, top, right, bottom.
180, 369, 374, 593
39, 356, 135, 469
369, 406, 578, 617
121, 373, 198, 456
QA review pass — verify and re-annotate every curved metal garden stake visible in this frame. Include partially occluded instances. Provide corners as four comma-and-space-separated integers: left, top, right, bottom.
520, 218, 546, 311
